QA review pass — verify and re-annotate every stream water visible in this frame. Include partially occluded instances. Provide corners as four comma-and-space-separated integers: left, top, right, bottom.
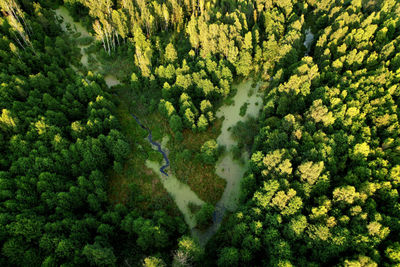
192, 80, 263, 244
131, 114, 170, 176
55, 7, 91, 67
55, 7, 263, 245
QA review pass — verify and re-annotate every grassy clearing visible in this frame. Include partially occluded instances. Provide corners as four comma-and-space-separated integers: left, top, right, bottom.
107, 94, 179, 216
117, 83, 227, 205
167, 119, 227, 205
138, 109, 227, 205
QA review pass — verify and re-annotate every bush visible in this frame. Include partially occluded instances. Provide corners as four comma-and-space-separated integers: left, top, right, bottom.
200, 140, 218, 165
195, 203, 215, 230
239, 102, 249, 117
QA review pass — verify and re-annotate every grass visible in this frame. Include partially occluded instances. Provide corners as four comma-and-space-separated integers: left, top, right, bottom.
141, 112, 227, 205
107, 93, 179, 216
116, 83, 227, 205
167, 119, 227, 205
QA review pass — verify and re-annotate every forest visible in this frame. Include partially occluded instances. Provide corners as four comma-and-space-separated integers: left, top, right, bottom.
0, 0, 400, 266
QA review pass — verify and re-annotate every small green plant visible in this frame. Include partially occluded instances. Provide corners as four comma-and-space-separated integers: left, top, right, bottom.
188, 202, 202, 214
239, 102, 249, 117
77, 36, 94, 46
195, 203, 215, 230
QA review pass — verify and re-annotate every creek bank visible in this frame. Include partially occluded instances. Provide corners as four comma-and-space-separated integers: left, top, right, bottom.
54, 6, 264, 245
131, 114, 170, 176
193, 79, 263, 245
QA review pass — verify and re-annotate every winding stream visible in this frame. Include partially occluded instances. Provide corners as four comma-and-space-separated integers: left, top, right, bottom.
55, 6, 202, 229
131, 114, 170, 176
55, 7, 263, 245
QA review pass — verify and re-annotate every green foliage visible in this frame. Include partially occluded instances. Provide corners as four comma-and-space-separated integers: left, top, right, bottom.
197, 114, 209, 132
195, 203, 214, 230
173, 236, 204, 266
188, 202, 201, 214
239, 102, 249, 117
165, 42, 177, 63
3, 0, 400, 266
169, 115, 183, 133
218, 247, 239, 267
0, 5, 185, 266
82, 243, 116, 267
200, 139, 218, 165
209, 1, 400, 266
143, 256, 166, 267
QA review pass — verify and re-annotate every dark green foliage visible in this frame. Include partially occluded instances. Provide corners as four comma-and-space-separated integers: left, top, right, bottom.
195, 203, 214, 230
231, 116, 259, 153
169, 114, 182, 133
0, 3, 185, 266
239, 102, 249, 117
188, 202, 201, 214
3, 0, 400, 266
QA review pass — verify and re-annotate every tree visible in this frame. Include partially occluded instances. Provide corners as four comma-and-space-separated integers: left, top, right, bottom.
197, 114, 208, 132
386, 242, 400, 264
195, 203, 214, 229
309, 99, 335, 126
169, 115, 183, 133
236, 51, 252, 76
186, 16, 199, 50
200, 139, 218, 164
200, 100, 212, 113
82, 243, 117, 267
143, 256, 166, 267
159, 99, 176, 117
0, 109, 17, 131
176, 236, 204, 263
297, 161, 324, 185
218, 247, 239, 267
165, 42, 177, 63
133, 25, 152, 77
132, 218, 169, 251
183, 108, 196, 129
112, 10, 129, 40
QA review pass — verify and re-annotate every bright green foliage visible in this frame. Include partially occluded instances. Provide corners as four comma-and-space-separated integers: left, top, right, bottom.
208, 1, 400, 266
143, 256, 166, 267
2, 0, 400, 266
176, 236, 204, 262
200, 139, 218, 164
197, 114, 208, 132
386, 242, 400, 263
165, 42, 177, 63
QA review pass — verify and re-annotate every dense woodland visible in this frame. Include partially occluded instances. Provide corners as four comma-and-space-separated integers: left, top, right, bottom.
1, 0, 400, 266
209, 1, 400, 266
